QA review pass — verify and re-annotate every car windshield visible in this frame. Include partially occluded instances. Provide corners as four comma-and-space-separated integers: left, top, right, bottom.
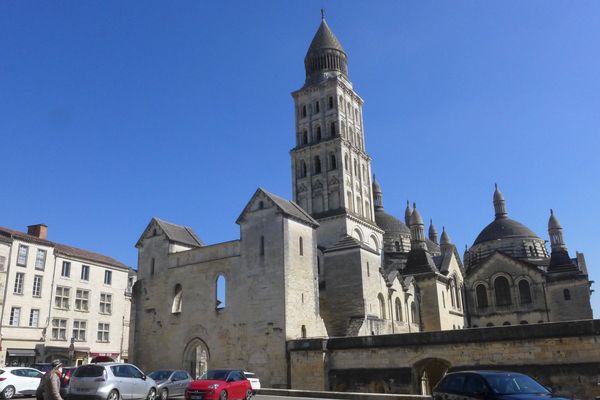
486, 374, 550, 395
199, 370, 230, 381
149, 370, 173, 381
73, 365, 105, 378
244, 373, 255, 379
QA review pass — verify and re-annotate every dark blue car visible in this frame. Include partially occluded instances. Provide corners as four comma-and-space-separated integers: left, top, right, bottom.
432, 371, 569, 399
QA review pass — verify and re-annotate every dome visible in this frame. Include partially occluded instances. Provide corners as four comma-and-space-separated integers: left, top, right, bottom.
548, 209, 562, 230
409, 204, 424, 226
473, 217, 541, 245
375, 209, 411, 235
304, 18, 348, 84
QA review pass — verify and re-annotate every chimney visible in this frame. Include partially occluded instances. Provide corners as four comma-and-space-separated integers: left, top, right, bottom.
27, 224, 48, 239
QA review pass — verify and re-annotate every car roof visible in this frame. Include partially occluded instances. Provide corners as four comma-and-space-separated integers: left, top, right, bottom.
446, 370, 527, 377
2, 367, 40, 370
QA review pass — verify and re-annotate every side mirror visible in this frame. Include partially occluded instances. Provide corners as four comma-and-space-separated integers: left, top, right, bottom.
545, 386, 553, 393
141, 375, 147, 381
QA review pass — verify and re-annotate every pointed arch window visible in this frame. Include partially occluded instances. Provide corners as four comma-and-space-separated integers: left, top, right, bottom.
302, 105, 307, 118
314, 156, 322, 174
301, 325, 307, 338
476, 284, 488, 309
328, 96, 334, 109
518, 280, 532, 304
378, 294, 386, 319
298, 160, 307, 178
494, 276, 512, 306
216, 275, 226, 310
172, 284, 182, 314
330, 154, 337, 170
410, 302, 417, 324
302, 130, 308, 145
315, 101, 320, 113
330, 122, 337, 136
316, 126, 322, 141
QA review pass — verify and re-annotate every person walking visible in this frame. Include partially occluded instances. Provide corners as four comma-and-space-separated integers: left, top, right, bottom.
36, 360, 64, 400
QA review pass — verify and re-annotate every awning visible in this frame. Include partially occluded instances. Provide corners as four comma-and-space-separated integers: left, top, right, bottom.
90, 352, 119, 357
7, 349, 36, 357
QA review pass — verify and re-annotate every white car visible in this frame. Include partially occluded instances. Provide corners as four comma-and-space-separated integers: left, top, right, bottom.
243, 372, 260, 393
0, 367, 44, 399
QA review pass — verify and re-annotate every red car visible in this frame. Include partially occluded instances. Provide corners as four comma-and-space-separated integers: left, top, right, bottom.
185, 369, 252, 400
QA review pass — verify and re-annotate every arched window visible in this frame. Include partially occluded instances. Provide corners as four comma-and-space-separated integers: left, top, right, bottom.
520, 320, 529, 325
395, 298, 402, 321
339, 95, 343, 108
302, 130, 308, 145
394, 241, 400, 252
260, 235, 265, 255
353, 160, 358, 176
316, 126, 322, 141
442, 291, 446, 308
330, 154, 337, 170
299, 237, 303, 256
301, 325, 307, 338
518, 280, 532, 304
346, 191, 353, 211
378, 294, 386, 319
315, 101, 320, 113
494, 276, 512, 306
302, 105, 306, 118
476, 284, 488, 309
330, 122, 336, 136
503, 321, 511, 326
314, 156, 321, 174
410, 302, 417, 324
456, 284, 462, 309
216, 275, 226, 310
356, 196, 363, 215
450, 281, 456, 308
564, 289, 571, 300
328, 96, 334, 109
486, 323, 494, 327
344, 154, 349, 170
299, 160, 307, 178
172, 284, 182, 314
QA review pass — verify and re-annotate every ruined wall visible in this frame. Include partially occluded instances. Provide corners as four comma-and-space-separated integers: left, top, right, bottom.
288, 319, 600, 399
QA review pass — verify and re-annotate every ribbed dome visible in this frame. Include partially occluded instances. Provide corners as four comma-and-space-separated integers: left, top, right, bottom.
304, 18, 348, 85
409, 204, 424, 226
375, 209, 411, 235
473, 217, 541, 245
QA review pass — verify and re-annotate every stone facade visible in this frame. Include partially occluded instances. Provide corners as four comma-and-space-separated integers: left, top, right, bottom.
0, 225, 132, 366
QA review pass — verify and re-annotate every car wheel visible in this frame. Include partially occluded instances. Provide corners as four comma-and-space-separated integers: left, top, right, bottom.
1, 386, 15, 400
160, 388, 168, 400
244, 389, 252, 400
147, 388, 157, 400
107, 389, 120, 400
219, 390, 227, 400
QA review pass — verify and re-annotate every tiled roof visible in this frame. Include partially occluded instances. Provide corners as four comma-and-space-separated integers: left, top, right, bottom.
0, 226, 129, 269
153, 218, 204, 247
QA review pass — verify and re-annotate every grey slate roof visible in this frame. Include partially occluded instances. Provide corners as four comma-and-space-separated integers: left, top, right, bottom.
323, 235, 377, 254
152, 218, 204, 247
375, 209, 411, 235
306, 19, 345, 56
403, 248, 439, 276
473, 217, 541, 245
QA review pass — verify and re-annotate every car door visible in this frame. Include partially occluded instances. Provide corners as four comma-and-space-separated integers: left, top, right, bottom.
111, 365, 134, 400
10, 369, 30, 395
127, 365, 149, 399
435, 373, 467, 400
173, 371, 189, 396
463, 374, 492, 400
24, 369, 43, 394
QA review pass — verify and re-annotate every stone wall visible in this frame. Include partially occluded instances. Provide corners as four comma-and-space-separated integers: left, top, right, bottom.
288, 319, 600, 399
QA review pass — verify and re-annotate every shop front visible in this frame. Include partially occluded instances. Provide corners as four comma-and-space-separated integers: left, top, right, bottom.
5, 349, 37, 367
43, 346, 90, 367
89, 352, 120, 363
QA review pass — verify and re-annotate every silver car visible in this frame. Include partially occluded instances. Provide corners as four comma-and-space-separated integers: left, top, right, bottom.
69, 363, 157, 400
147, 370, 192, 400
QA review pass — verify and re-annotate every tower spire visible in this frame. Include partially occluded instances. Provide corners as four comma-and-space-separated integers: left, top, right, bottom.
304, 16, 348, 84
428, 219, 438, 244
409, 203, 427, 250
548, 209, 566, 251
321, 8, 325, 20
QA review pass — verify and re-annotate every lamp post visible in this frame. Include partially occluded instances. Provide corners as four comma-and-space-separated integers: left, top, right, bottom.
68, 337, 74, 366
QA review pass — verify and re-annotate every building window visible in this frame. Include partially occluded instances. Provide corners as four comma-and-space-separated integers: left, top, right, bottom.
81, 265, 90, 281
61, 261, 71, 278
299, 160, 307, 178
97, 323, 110, 342
14, 272, 25, 294
367, 262, 370, 277
344, 154, 349, 169
330, 122, 336, 136
301, 325, 307, 338
442, 291, 446, 308
518, 280, 532, 304
52, 318, 67, 340
55, 286, 70, 309
476, 284, 488, 309
316, 126, 322, 141
395, 241, 400, 252
410, 302, 417, 324
0, 255, 5, 271
73, 320, 87, 341
315, 101, 320, 113
172, 284, 183, 314
17, 245, 28, 266
100, 293, 112, 314
302, 105, 306, 118
378, 294, 386, 319
9, 307, 21, 326
564, 289, 571, 301
330, 154, 337, 170
395, 298, 403, 321
216, 275, 226, 310
29, 309, 39, 327
494, 276, 512, 306
75, 289, 90, 311
32, 275, 42, 297
328, 96, 334, 109
260, 236, 265, 256
314, 156, 321, 174
299, 237, 304, 256
151, 258, 155, 276
35, 249, 47, 270
302, 130, 308, 145
104, 270, 112, 285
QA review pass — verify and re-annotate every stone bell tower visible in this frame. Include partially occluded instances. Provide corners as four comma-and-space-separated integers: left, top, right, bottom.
290, 14, 383, 250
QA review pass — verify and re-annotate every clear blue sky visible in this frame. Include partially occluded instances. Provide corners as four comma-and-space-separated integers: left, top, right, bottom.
1, 1, 599, 316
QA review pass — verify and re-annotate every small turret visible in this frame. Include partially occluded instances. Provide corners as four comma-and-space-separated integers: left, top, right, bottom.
404, 200, 412, 226
428, 219, 438, 244
304, 13, 349, 85
440, 226, 453, 254
548, 209, 566, 251
409, 203, 427, 250
493, 183, 507, 219
372, 175, 383, 210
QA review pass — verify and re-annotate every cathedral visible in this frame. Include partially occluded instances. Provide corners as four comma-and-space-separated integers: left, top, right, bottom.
130, 17, 592, 389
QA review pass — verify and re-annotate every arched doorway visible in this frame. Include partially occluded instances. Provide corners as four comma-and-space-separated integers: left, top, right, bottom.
182, 338, 210, 379
413, 358, 451, 395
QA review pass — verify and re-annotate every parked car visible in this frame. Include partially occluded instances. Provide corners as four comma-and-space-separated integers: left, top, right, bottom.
185, 369, 252, 400
69, 363, 157, 400
148, 370, 192, 400
29, 364, 53, 374
432, 371, 569, 399
59, 367, 77, 398
242, 372, 260, 393
0, 367, 43, 399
